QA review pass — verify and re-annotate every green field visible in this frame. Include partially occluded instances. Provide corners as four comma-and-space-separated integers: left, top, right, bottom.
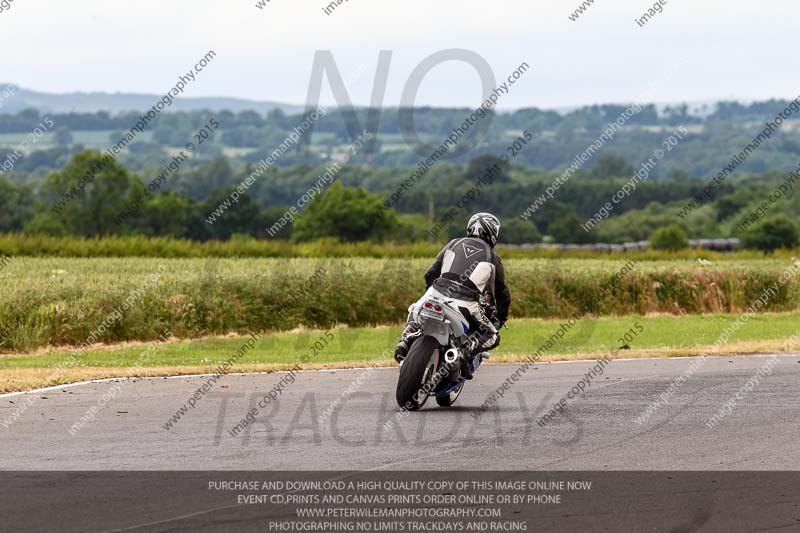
2, 256, 800, 354
8, 313, 800, 368
2, 312, 799, 393
0, 130, 154, 148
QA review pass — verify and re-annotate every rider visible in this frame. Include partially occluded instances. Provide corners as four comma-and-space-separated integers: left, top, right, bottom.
394, 212, 511, 379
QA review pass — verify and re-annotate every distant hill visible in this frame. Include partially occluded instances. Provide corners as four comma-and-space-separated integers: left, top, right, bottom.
0, 84, 303, 115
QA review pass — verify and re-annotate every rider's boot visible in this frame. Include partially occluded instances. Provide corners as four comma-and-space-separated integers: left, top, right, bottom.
460, 330, 499, 379
459, 355, 474, 380
394, 323, 422, 364
459, 338, 482, 380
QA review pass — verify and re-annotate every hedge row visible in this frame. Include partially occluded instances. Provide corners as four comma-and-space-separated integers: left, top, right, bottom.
1, 258, 798, 352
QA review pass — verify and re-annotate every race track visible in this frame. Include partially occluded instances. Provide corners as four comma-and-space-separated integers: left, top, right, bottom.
2, 354, 799, 470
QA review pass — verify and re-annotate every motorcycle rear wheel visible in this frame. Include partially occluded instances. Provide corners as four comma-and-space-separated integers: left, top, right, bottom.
395, 335, 440, 411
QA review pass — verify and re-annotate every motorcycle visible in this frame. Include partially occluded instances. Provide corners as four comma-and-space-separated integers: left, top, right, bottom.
394, 290, 493, 410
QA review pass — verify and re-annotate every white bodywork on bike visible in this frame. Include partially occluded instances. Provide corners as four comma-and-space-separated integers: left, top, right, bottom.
410, 287, 471, 347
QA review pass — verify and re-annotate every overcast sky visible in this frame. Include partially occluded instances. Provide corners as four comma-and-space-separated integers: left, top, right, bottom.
2, 0, 797, 109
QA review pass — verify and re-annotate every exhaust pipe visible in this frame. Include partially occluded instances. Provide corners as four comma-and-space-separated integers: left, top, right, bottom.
444, 348, 461, 365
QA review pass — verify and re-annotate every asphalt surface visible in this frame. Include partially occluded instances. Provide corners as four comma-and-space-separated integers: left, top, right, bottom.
2, 354, 799, 470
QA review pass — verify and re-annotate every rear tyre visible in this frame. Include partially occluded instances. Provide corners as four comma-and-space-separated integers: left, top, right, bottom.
435, 383, 464, 407
395, 336, 440, 411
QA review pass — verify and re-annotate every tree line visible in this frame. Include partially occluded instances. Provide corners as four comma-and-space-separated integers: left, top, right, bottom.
3, 98, 800, 181
0, 149, 797, 252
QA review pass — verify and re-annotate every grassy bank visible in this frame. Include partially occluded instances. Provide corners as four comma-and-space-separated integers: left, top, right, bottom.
2, 257, 799, 352
2, 313, 799, 393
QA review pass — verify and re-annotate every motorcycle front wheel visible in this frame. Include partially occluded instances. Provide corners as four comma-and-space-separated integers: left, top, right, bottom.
435, 383, 464, 407
395, 335, 440, 411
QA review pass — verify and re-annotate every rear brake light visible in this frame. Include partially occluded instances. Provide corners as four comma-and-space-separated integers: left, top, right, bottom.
433, 305, 442, 312
424, 302, 433, 309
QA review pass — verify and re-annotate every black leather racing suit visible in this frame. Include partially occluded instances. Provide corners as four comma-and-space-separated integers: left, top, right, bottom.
423, 236, 511, 329
396, 236, 511, 359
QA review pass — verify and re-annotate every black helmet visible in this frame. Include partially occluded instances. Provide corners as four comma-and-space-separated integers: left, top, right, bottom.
466, 212, 501, 247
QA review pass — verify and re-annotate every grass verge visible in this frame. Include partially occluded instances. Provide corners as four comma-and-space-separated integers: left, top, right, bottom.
2, 312, 800, 393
